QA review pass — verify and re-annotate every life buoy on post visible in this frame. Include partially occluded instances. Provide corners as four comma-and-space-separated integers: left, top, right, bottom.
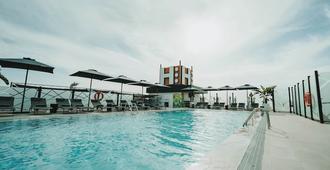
304, 92, 311, 107
94, 91, 104, 101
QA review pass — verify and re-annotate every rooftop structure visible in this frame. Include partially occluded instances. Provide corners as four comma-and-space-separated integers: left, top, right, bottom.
159, 60, 193, 86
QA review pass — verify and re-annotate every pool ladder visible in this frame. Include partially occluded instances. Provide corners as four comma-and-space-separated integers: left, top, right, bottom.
242, 108, 258, 127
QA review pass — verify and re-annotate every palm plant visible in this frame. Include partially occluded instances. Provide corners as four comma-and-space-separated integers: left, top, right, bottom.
69, 82, 79, 89
255, 85, 276, 104
255, 85, 276, 129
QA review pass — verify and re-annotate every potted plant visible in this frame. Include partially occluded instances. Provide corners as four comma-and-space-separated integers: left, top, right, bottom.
255, 85, 276, 129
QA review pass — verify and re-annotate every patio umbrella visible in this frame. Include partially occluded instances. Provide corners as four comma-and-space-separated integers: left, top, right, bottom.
219, 85, 235, 105
149, 83, 169, 94
236, 84, 258, 108
181, 86, 201, 92
203, 86, 218, 104
103, 75, 137, 104
70, 69, 112, 110
203, 86, 218, 91
153, 83, 169, 88
182, 86, 206, 102
0, 57, 54, 112
128, 80, 155, 95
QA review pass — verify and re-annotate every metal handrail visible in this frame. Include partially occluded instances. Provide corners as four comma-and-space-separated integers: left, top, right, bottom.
243, 108, 258, 127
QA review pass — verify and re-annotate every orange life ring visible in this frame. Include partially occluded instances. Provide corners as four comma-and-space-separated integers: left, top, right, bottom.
94, 91, 104, 100
304, 92, 311, 107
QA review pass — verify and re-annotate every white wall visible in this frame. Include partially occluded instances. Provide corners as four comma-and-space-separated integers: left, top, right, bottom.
157, 93, 173, 108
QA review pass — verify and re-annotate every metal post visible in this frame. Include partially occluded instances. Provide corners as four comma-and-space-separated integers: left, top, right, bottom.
308, 76, 313, 120
246, 90, 249, 109
302, 80, 307, 118
20, 69, 29, 112
226, 91, 229, 105
315, 70, 324, 123
272, 91, 276, 112
87, 78, 93, 111
294, 85, 298, 115
291, 87, 295, 114
71, 90, 75, 99
288, 87, 292, 113
297, 83, 302, 116
37, 86, 42, 98
232, 92, 234, 103
120, 83, 123, 99
116, 93, 119, 106
119, 83, 123, 105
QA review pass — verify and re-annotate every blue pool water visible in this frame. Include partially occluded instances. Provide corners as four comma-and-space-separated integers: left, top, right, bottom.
0, 110, 248, 170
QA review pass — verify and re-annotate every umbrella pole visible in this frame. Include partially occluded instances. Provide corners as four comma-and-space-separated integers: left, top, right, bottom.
232, 92, 234, 103
226, 91, 228, 105
20, 69, 29, 112
120, 83, 123, 105
87, 78, 93, 111
246, 90, 249, 108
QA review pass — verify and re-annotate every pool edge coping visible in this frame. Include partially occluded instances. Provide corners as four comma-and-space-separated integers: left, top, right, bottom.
187, 112, 263, 170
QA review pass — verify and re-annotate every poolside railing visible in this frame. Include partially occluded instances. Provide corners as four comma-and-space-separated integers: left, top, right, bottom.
287, 70, 330, 123
243, 108, 258, 127
0, 83, 134, 112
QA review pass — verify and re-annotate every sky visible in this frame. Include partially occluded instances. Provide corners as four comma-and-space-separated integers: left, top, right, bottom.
0, 0, 330, 94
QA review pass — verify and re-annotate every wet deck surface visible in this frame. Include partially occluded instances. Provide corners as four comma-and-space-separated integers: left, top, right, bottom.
262, 112, 330, 170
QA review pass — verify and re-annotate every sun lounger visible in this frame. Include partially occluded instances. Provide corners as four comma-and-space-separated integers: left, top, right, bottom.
140, 101, 151, 110
105, 100, 117, 111
131, 100, 142, 111
219, 102, 225, 108
196, 102, 205, 109
56, 98, 73, 113
149, 101, 163, 110
130, 101, 139, 111
251, 103, 259, 109
91, 99, 104, 111
212, 102, 225, 109
202, 102, 209, 109
30, 97, 50, 114
0, 96, 15, 115
238, 103, 246, 110
229, 103, 238, 110
70, 99, 89, 112
212, 102, 220, 109
195, 102, 201, 108
247, 103, 259, 111
118, 100, 131, 111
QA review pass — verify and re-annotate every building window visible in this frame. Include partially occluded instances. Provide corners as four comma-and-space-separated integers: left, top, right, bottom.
185, 68, 189, 74
164, 67, 170, 74
185, 78, 189, 85
164, 77, 169, 85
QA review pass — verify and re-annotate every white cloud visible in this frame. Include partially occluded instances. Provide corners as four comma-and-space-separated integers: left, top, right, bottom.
0, 0, 329, 95
325, 5, 330, 19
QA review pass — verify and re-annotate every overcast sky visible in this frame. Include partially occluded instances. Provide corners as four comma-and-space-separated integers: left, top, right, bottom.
0, 0, 329, 93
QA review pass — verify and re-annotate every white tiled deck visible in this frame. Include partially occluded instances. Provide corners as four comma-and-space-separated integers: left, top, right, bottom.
262, 112, 330, 170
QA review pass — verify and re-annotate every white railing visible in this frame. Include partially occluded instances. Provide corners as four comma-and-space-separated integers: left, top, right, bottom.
243, 108, 259, 127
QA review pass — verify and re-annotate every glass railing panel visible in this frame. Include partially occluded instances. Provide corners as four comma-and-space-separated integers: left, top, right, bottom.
304, 78, 312, 119
310, 75, 319, 120
319, 72, 330, 122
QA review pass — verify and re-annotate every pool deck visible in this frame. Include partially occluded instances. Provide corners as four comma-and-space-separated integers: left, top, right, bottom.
262, 112, 330, 170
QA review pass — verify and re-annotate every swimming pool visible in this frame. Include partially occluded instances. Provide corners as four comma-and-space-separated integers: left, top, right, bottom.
0, 110, 248, 170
